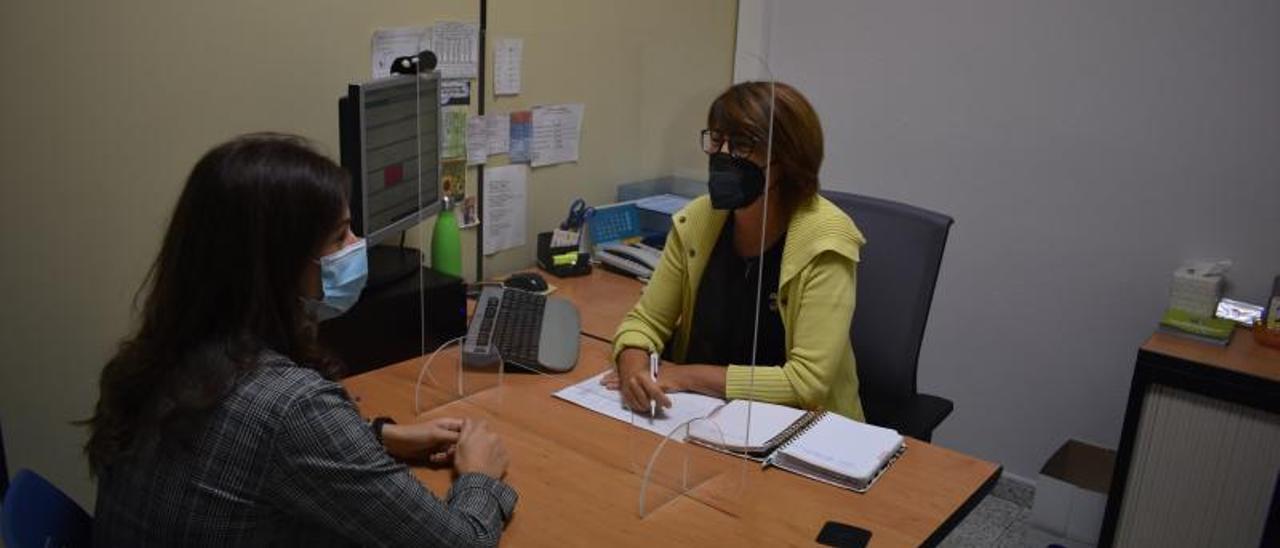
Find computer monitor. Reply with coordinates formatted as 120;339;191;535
339;73;441;287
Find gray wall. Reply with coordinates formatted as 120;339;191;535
748;0;1280;480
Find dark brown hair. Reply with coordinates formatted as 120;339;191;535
707;81;824;219
84;133;348;473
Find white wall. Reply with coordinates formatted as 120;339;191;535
740;0;1280;480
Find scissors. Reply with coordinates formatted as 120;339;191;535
561;198;595;230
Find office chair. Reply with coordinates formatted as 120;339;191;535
820;190;954;441
1;469;93;548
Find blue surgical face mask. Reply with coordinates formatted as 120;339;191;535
305;238;368;321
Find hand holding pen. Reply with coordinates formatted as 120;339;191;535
606;347;672;414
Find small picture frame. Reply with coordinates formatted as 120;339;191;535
458;195;480;228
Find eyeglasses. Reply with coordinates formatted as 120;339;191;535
700;129;759;160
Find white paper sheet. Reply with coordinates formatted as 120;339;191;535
432;21;479;80
371;27;429;78
466;115;488;165
485;114;510;155
494;38;523;95
530;103;584;167
552;372;727;441
481;165;527;255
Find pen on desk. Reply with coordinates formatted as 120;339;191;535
649;351;659;419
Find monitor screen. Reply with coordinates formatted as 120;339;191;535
340;73;441;245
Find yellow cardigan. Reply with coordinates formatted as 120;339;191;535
612;194;866;421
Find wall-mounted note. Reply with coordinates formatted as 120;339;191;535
466;115;488;165
494;38;523;96
531;103;583;167
441;106;468;160
486;114;510;155
482;165;528;255
431;21;479;79
371;27;429;78
508;110;533;164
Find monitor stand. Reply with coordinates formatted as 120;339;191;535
367;244;422;291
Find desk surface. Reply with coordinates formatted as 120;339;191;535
343;336;999;546
541;268;644;342
1143;328;1280;383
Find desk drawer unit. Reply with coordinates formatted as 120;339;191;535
1113;384;1279;546
1101;333;1280;547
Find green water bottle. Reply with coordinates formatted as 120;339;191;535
431;196;462;277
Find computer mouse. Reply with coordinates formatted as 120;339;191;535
504;272;548;293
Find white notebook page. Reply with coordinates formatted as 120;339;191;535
779;414;904;482
689;400;808;450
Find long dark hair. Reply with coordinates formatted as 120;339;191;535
85;133;348;474
708;81;824;219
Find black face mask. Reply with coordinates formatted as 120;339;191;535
707;152;766;210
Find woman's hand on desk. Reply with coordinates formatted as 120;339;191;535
603;352;728;402
382;417;463;464
454;419;510;480
610;348;672;413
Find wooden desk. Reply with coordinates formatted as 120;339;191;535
343;336;1000;546
540;268;644;342
1100;330;1280;547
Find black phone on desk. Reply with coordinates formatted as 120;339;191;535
816;521;871;547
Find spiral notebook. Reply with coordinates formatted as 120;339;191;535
688;400;905;492
686;400;820;458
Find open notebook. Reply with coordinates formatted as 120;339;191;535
688;400;906;493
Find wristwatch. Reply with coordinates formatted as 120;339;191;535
370;416;397;443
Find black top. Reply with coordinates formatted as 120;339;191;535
685;215;787;366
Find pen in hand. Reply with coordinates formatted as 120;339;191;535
649;351;659;420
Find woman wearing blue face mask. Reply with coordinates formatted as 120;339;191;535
86;133;516;547
605;82;867;422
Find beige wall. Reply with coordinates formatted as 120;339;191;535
431;0;737;279
0;0;734;508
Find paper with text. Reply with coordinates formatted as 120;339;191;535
531;104;584;167
371;27;429;78
485;114;510;155
494;38;523;95
432;21;479;79
466;115;488;165
482;165;527;255
553;372;727;441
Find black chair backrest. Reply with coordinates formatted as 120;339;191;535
819;190;953;401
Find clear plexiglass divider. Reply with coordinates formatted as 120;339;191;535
396;3;792;522
628;53;781;517
407;56;523;418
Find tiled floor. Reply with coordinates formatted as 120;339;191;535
938;483;1091;548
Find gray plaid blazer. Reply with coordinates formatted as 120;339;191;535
92;355;517;547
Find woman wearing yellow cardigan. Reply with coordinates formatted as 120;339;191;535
603;82;867;421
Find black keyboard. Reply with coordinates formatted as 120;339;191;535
490;289;546;368
463;285;579;373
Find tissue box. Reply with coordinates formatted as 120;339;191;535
1031;440;1115;545
1169;262;1226;318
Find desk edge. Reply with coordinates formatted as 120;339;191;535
920;463;1002;548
